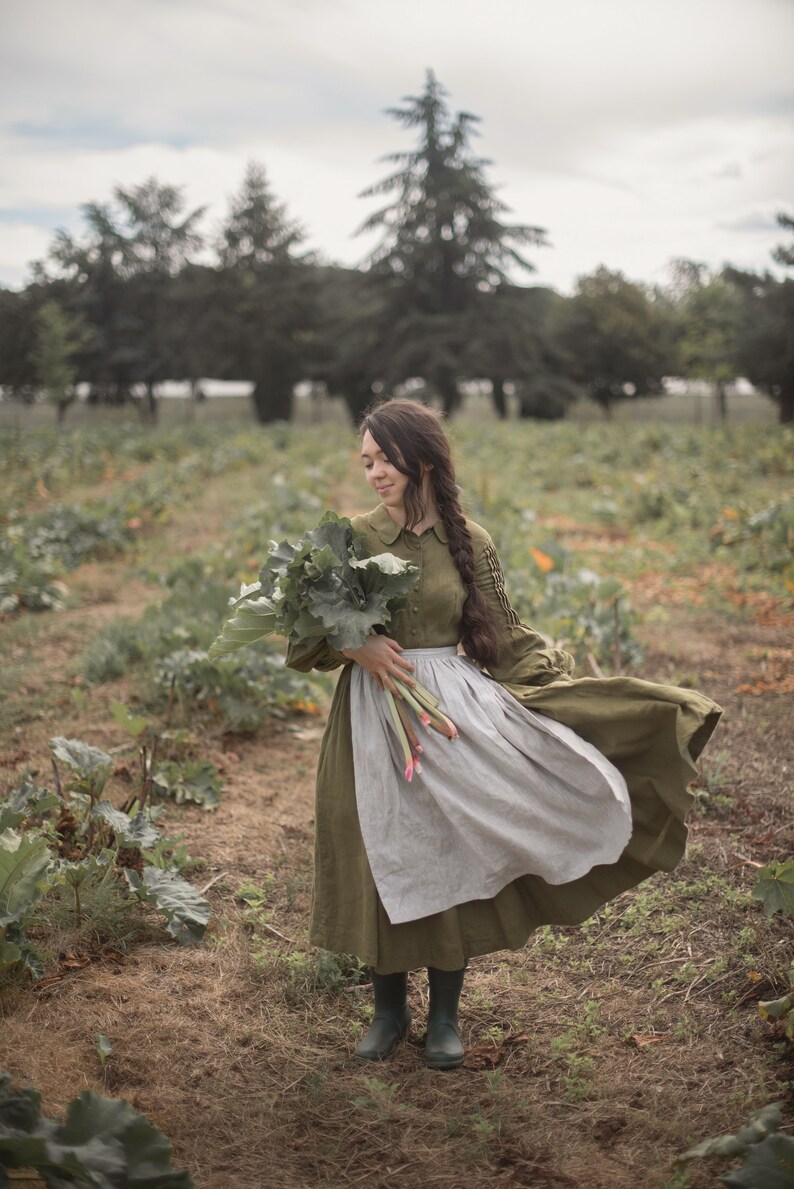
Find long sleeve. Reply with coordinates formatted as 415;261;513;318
474;531;576;687
285;636;351;674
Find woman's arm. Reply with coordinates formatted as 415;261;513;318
284;634;416;696
473;532;576;687
284;637;350;674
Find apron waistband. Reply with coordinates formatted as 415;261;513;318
400;646;459;658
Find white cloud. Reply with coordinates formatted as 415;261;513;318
0;223;53;287
0;0;792;292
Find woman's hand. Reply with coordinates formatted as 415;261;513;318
342;635;415;695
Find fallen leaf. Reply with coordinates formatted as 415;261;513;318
59;951;91;970
463;1045;503;1069
628;1033;667;1048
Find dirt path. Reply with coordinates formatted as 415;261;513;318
1;457;792;1188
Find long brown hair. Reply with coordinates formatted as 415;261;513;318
360;398;499;668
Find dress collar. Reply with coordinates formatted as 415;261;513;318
370;503;449;545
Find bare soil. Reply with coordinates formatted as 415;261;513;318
1;459;792;1189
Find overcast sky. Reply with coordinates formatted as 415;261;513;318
1;0;792;293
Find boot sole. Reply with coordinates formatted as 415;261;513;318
424;1052;464;1070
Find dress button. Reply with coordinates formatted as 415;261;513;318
411;628;418;636
412;605;419;613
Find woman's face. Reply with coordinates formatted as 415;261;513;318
360;428;410;513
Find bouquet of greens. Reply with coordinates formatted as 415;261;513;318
207;512;457;779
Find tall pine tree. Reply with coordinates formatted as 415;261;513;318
359;71;547;414
216;162;314;424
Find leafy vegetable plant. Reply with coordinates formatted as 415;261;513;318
208;511;459;779
0;735;215;977
674;1101;794;1187
752;859;794;1044
208;511;420;656
0;1072;194;1187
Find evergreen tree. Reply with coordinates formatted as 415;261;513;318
217;162;313;423
359;71;547;414
309;265;384;421
772;212;794;268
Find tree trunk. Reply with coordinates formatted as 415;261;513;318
252;379;293;423
593;387;613;419
435;370;461;416
779;385;794;424
56;389;77;426
490;378;508;419
145;381;158;424
714;380;728;422
343;382;374;422
187;378;202;423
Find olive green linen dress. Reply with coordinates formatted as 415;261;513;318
285;504;722;975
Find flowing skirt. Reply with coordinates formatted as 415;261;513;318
351;648;632;925
308;651;721;973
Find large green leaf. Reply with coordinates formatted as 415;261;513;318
49;737;113;803
49;737;113;778
752;861;794;918
0;937;22;974
125;867;210;944
0;779;60;833
61;1091;194;1187
151;761;222;811
758;970;794;1041
349;552;420;598
306;542;344;574
50;851;114;890
720;1134;794;1188
310;588;397;652
109;701;150;739
93;802;161;848
0;1074;194;1187
0;830;51;928
209;511;419;660
1;924;45;982
0;1074;42;1133
206;594;278;659
677;1103;782;1166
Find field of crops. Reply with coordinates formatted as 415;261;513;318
1;405;792;1187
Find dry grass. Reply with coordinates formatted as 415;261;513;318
1;453;792;1188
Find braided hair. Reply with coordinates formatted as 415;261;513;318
360;399;499;668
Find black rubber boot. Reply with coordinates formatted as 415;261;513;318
354;971;411;1061
425;966;465;1070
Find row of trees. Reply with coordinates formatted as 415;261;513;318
1;72;791;424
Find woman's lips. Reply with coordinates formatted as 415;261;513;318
377;485;393;494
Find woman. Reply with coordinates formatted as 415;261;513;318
286;399;721;1071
